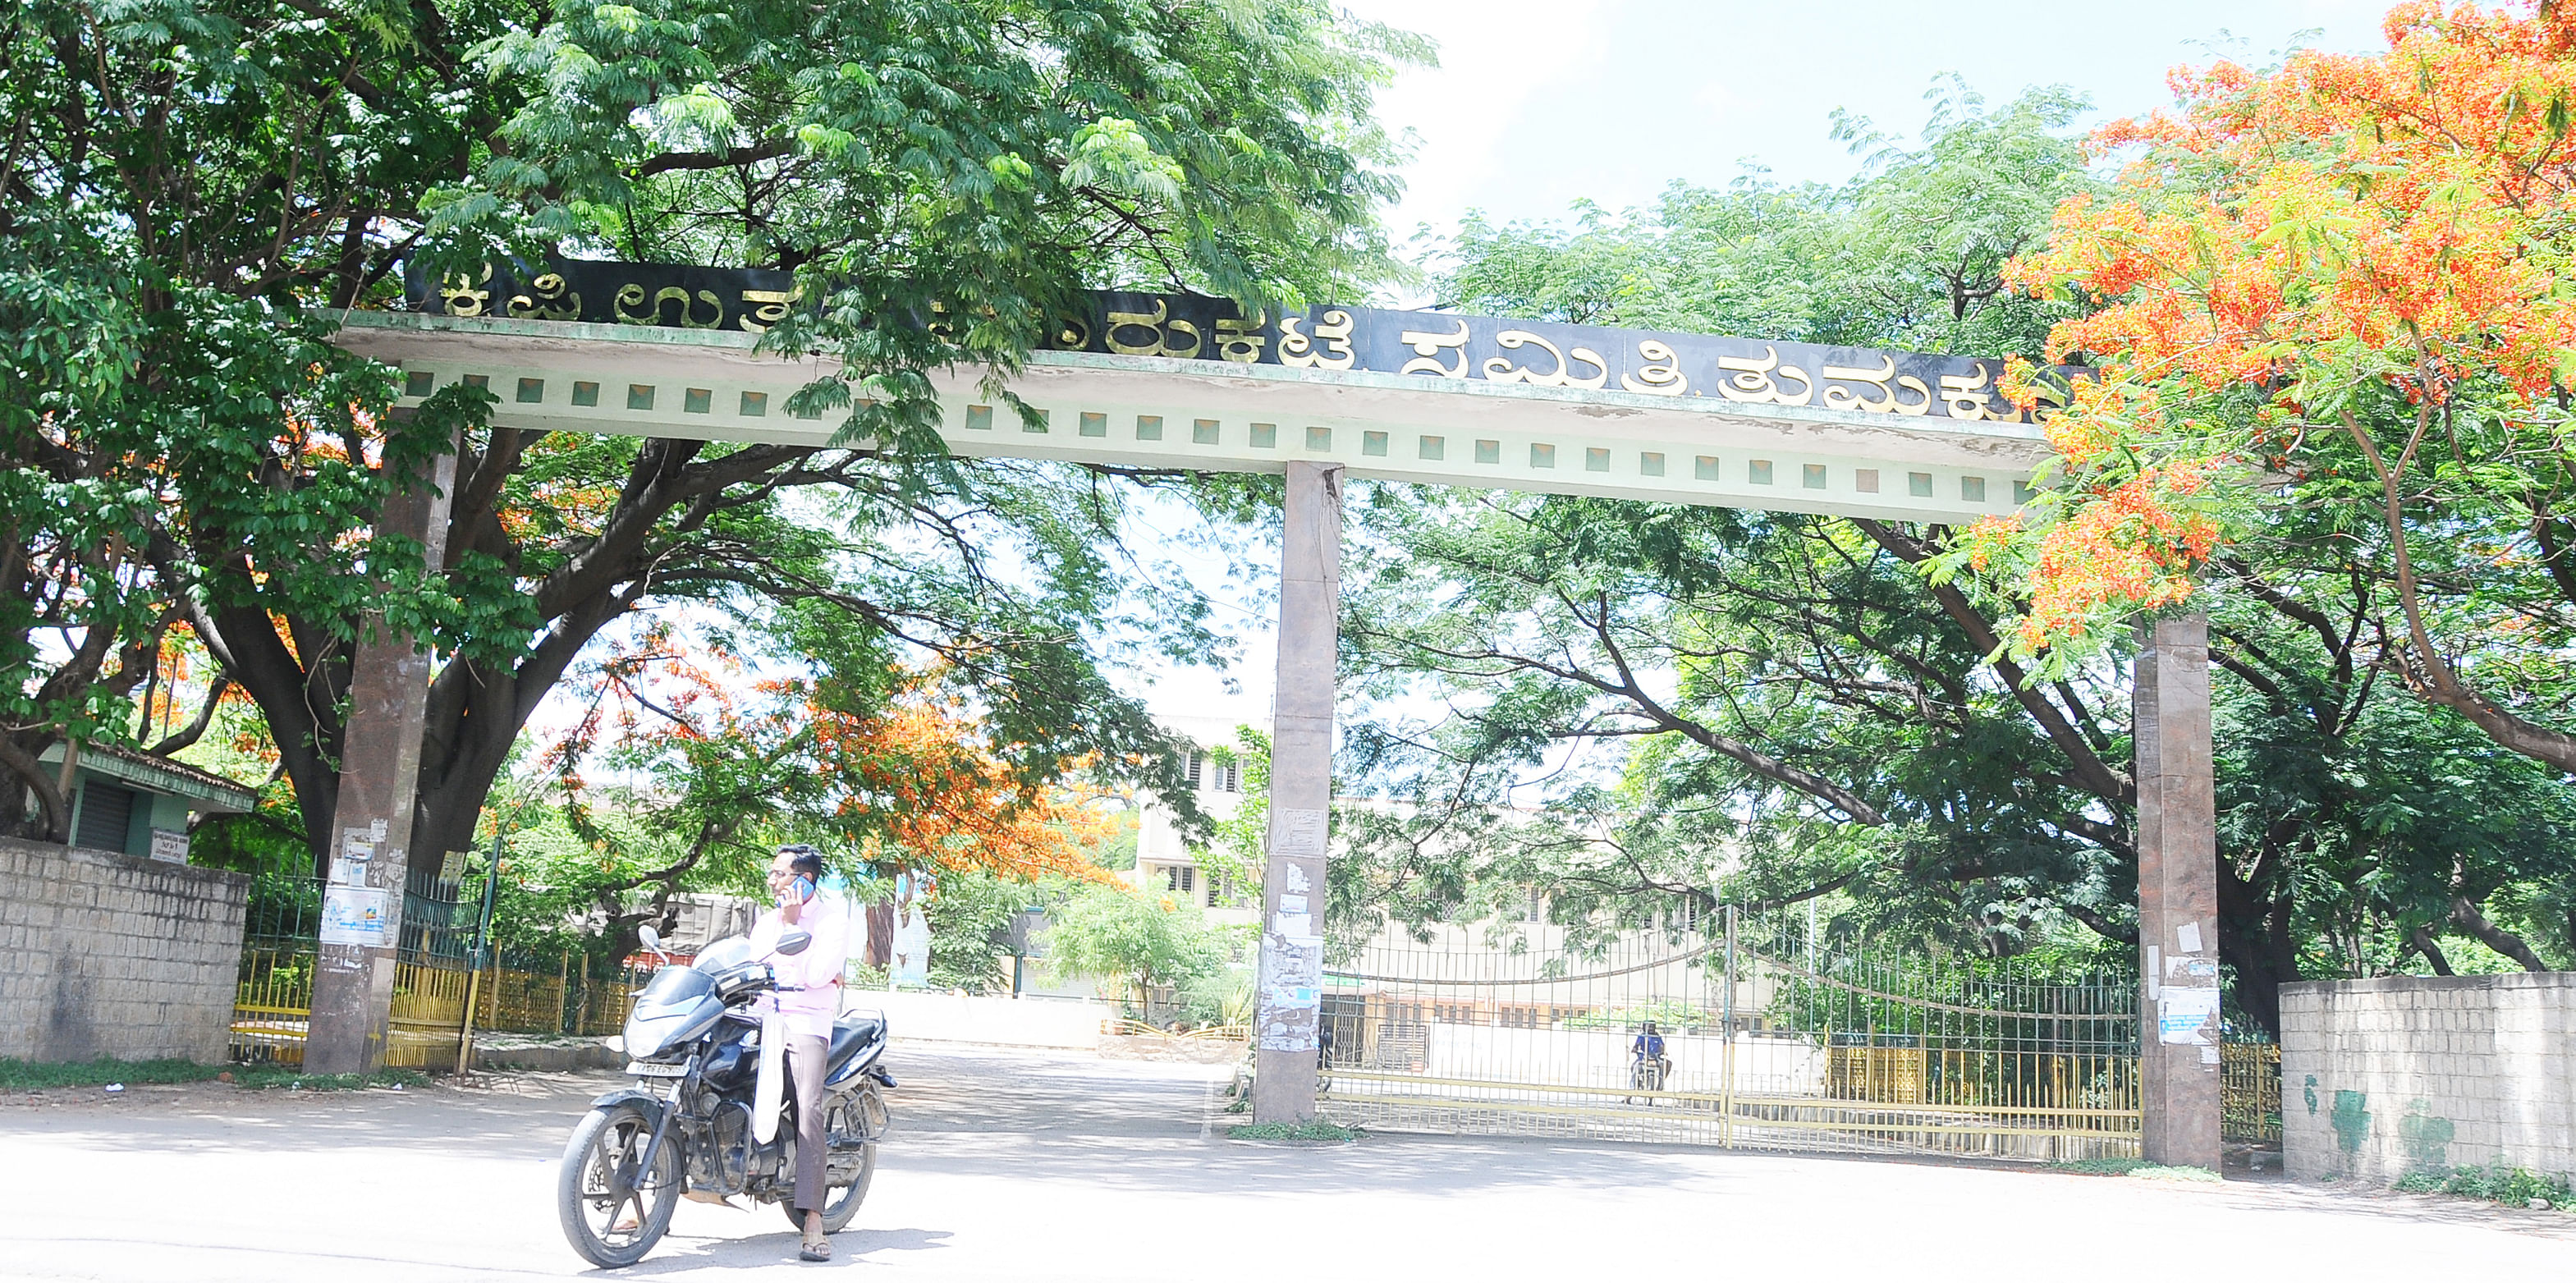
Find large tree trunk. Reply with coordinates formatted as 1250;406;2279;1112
2216;858;2301;1038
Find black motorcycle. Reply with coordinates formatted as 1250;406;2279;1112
557;924;894;1268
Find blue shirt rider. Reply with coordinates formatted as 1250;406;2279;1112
1631;1020;1669;1070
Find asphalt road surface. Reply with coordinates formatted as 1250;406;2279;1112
2;1043;2569;1281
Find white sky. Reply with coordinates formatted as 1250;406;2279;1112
1125;0;2395;722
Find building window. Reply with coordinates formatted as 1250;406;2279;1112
1523;888;1545;923
1214;760;1240;793
1185;750;1205;787
1206;876;1222;908
1166;865;1194;895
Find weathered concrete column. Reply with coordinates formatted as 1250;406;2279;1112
2134;614;2222;1169
1251;461;1342;1125
305;436;458;1075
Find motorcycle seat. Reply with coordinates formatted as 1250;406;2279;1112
826;1013;885;1077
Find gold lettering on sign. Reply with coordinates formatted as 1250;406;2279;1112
1618;340;1688;396
1398;318;1472;378
1105;300;1203;359
1820;355;1931;416
1277;310;1355;369
614;283;724;328
505;272;581;321
1714;346;1813;407
1216;310;1268;363
1483;330;1609;389
1055;318;1092;350
737;287;801;334
1939;366;2001;421
439;265;494;317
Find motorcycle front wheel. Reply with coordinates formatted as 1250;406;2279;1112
558;1101;681;1268
780;1085;883;1235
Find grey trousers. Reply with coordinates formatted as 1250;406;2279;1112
785;1033;830;1219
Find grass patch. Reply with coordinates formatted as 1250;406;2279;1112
0;1058;227;1089
2048;1157;2221;1182
1227;1119;1361;1143
2395;1163;2572;1209
231;1067;430;1092
0;1058;429;1093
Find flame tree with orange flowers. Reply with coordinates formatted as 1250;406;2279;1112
506;616;1121;972
1952;1;2576;970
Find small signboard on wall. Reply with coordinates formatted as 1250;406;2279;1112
149;827;189;864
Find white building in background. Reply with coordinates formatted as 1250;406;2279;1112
1129;713;1263;928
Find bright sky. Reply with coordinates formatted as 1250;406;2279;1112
1128;0;2400;726
1342;0;2390;250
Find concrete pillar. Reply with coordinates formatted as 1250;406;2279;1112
2134;614;2222;1169
305;437;457;1075
1251;461;1342;1125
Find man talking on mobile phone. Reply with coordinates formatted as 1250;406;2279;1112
754;843;850;1261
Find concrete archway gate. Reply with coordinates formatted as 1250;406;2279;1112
313;263;2222;1167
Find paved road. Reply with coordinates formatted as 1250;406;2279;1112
2;1044;2569;1281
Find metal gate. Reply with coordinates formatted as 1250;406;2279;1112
1317;906;2143;1161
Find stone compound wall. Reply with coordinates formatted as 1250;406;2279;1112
2280;973;2576;1184
0;835;249;1064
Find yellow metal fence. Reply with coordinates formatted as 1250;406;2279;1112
2222;1041;2282;1143
231;945;639;1071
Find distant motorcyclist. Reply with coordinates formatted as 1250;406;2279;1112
1629;1020;1671;1091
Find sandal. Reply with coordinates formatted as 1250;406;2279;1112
800;1236;832;1262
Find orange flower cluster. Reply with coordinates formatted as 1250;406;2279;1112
2019;471;2220;648
1991;1;2576;651
2016;2;2576;403
809;699;1115;885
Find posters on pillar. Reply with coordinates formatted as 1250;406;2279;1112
2157;985;2221;1044
1255;932;1323;1051
319;886;390;946
1274;809;1327;857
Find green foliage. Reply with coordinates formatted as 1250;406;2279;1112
0;1059;427;1092
1432;80;2095;359
1043;883;1229;1002
4;0;1422;879
1226;1119;1360;1143
1194;727;1272;894
2396;1163;2575;1207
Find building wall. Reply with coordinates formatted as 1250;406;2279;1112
0;835;250;1064
2280;973;2576;1184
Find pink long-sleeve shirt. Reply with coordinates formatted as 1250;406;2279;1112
749;886;849;1041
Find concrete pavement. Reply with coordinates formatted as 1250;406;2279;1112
1;1044;2567;1281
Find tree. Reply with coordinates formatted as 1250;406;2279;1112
1955;1;2576;972
1981;2;2576;759
1043;883;1227;1012
529;614;1121;964
6;0;1425;870
1339;69;2576;1029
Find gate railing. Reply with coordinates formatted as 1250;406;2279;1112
229;867;640;1071
1314;905;2146;1162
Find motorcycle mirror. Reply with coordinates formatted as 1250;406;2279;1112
638;925;662;951
774;929;813;956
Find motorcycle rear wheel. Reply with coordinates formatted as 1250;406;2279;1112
779;1087;882;1235
558;1102;681;1268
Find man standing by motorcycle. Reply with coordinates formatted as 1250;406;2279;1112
754;844;850;1262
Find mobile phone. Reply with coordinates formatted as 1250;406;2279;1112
789;874;817;903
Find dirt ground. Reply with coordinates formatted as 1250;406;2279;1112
2;1043;2567;1281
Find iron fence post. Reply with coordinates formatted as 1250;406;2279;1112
454;831;501;1075
1720;905;1737;1148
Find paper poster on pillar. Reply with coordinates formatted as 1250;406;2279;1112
1254;933;1324;1051
319;886;391;947
1275;807;1327;857
2157;985;2221;1045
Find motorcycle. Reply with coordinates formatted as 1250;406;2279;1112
557;924;894;1268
